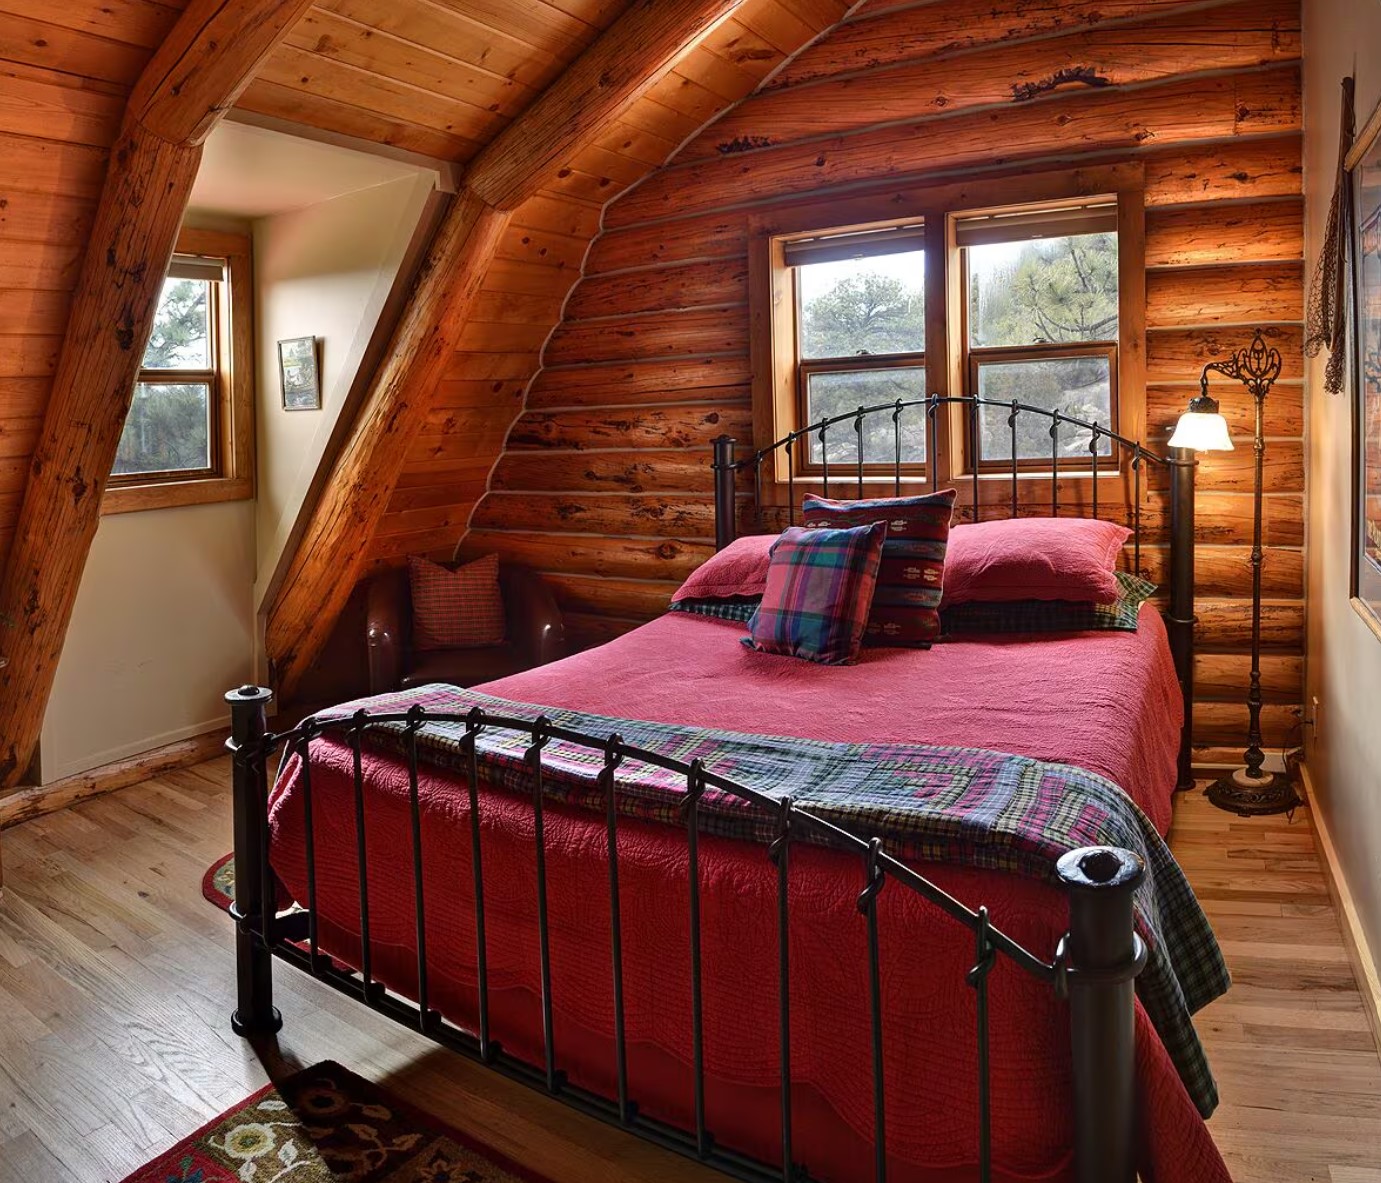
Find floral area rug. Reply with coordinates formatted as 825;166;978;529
203;852;234;912
122;1061;553;1183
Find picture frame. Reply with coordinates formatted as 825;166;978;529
278;336;321;411
1349;97;1381;639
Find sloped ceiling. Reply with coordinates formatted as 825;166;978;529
0;0;854;696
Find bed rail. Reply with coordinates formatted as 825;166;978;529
226;685;1148;1183
711;393;1198;790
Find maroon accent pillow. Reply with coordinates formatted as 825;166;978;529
408;553;506;651
942;517;1130;605
671;534;774;602
802;490;957;648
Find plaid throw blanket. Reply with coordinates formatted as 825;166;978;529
314;683;1228;1116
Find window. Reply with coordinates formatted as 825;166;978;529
960;205;1120;468
751;167;1144;504
105;227;254;514
791;225;927;468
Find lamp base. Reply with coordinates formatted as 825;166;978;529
1206;766;1301;817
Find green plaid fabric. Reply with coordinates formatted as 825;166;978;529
940;571;1158;637
668;596;760;624
315;682;1228;1117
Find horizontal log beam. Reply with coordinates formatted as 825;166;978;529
464;0;749;210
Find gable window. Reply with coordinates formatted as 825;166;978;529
104;227;255;515
751;167;1144;504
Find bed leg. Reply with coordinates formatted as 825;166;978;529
227;684;283;1037
1168;445;1197;790
1057;846;1147;1183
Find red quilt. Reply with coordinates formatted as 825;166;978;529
267;608;1229;1182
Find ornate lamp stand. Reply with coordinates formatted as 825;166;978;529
1201;332;1302;816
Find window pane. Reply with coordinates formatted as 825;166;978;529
115;383;211;475
805;367;926;464
968;232;1118;348
976;356;1113;460
142;278;211;369
798;250;924;359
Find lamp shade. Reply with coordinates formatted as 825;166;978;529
1168;410;1234;452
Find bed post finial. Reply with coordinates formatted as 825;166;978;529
1167;446;1197;790
1056;845;1146;1183
712;435;737;551
226;684;283;1037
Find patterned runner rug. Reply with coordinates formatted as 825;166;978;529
121;1060;553;1182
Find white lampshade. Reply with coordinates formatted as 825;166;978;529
1168;410;1234;452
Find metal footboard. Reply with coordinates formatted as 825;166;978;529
226;686;1148;1183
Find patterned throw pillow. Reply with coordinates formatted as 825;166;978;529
939;571;1157;637
408;553;506;650
803;490;957;648
744;522;887;665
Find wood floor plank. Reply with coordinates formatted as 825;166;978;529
0;766;1374;1182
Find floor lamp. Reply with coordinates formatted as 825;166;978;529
1169;330;1301;815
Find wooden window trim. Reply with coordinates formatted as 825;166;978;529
749;163;1146;514
103;226;255;515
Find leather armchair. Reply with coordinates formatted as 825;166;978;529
365;562;565;694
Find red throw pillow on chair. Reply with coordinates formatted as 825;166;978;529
408;553;506;650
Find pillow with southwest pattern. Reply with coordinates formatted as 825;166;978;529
802;489;957;649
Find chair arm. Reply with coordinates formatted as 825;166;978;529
365;570;408;694
502;565;566;667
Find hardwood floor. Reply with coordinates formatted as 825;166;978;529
0;759;1376;1182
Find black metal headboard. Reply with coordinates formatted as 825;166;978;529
710;393;1198;789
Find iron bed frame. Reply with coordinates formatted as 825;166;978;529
227;394;1200;1183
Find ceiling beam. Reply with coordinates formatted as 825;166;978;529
0;0;316;788
264;0;750;699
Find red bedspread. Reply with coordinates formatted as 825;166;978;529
268;609;1227;1182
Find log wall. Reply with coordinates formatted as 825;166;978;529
463;0;1307;763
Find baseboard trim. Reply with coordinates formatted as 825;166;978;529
0;728;229;831
1299;762;1381;1061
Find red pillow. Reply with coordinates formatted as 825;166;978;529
942;517;1129;605
671;534;774;602
408;553;506;650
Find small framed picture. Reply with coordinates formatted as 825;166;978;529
278;336;321;410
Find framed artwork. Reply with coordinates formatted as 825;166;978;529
1350;98;1381;638
278;336;321;411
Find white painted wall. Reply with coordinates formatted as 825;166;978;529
252;173;436;608
1303;0;1381;955
40;502;256;781
38;171;436;782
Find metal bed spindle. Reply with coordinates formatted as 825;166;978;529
404;704;433;1029
350;710;375;1000
968;907;997;1183
463;710;493;1060
684;760;710;1156
1008;402;1019;519
1050;412;1061;517
768;796;795;1181
297;723;320;966
527;718;559;1092
858;838;887;1183
855;406;865;500
602;735;632;1123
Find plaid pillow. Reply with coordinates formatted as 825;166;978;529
744;522;887;665
803;490;957;648
668;596;760;623
408;553;506;650
939;571;1157;638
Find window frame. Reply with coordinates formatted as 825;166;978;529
103;226;255;515
749;164;1146;514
